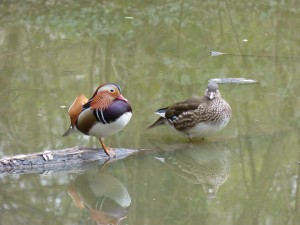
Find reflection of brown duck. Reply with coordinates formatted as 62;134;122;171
68;172;131;225
155;142;230;198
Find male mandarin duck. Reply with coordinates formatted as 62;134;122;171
148;81;232;140
63;83;132;157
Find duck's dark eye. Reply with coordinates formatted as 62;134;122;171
110;89;114;92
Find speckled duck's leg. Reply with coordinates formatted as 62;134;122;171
99;138;116;158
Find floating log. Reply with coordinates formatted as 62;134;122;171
209;77;258;84
0;146;139;175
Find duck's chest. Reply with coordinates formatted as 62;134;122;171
88;111;132;138
76;100;132;137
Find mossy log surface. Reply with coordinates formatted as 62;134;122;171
0;146;139;175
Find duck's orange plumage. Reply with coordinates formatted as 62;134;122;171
68;94;89;128
90;91;114;110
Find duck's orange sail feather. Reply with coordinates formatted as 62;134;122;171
68;94;89;128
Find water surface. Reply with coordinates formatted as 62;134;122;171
0;1;300;224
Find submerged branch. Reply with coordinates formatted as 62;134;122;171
0;146;139;175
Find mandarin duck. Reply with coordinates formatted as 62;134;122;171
148;81;232;139
63;83;132;157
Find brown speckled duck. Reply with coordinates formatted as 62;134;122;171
148;81;231;139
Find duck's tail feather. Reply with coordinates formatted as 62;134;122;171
62;126;75;137
147;117;166;129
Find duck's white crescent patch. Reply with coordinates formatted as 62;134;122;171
88;112;132;138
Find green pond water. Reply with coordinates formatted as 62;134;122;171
0;1;300;224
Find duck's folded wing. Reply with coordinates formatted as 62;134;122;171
165;97;206;130
165;97;202;121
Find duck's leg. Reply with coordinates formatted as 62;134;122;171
99;138;116;158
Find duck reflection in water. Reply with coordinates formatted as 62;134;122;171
155;142;230;199
68;171;131;225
